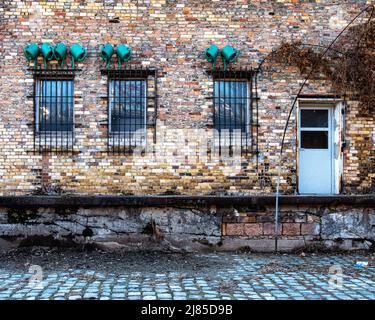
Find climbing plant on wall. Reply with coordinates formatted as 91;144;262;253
265;7;375;115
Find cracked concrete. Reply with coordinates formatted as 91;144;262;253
0;204;374;252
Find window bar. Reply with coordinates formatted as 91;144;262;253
245;67;248;156
49;77;52;152
112;77;115;154
69;79;72;154
255;71;259;170
64;79;68;153
130;67;133;154
45;82;52;151
134;69;138;151
54;79;57;152
137;67;141;152
250;70;253;156
119;73;122;153
62;79;64;153
40;65;44;153
224;72;228;156
42;80;49;151
125;65;131;154
113;77;116;154
217;74;221;156
134;71;137;153
39;79;43;152
138;65;142;151
240;70;244;157
229;74;233;154
153;69;158;144
125;68;128;154
33;74;36;153
69;80;73;154
243;68;247;156
142;69;146;152
139;76;142;151
111;76;114;154
127;71;130;154
129;68;131;154
212;73;216;160
121;74;124;154
138;77;141;151
134;72;137;153
59;80;62;152
111;77;114;153
139;67;142;152
62;78;64;153
38;80;46;151
217;75;220;156
38;77;41;152
111;77;114;154
47;78;49;151
67;79;70;154
241;71;244;149
121;76;124;154
107;74;109;154
213;77;216;156
249;69;253;157
118;77;121;154
110;77;112;153
45;79;49;151
118;78;121;154
124;69;127;154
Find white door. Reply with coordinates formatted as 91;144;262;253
298;107;333;194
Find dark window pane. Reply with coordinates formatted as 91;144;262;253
37;80;73;132
110;80;146;133
214;80;249;132
301;131;328;149
301;109;328;128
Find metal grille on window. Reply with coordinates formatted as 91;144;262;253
32;68;75;153
210;69;258;158
102;67;158;154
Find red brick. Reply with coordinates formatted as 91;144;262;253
244;223;263;237
263;223;276;235
222;215;256;223
238;216;257;223
282;223;301;236
301;223;320;236
225;223;244;236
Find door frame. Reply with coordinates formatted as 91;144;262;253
296;98;343;195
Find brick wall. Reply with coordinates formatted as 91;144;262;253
0;0;373;195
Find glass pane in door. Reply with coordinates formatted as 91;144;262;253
301;109;328;128
300;131;328;149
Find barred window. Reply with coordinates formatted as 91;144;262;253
109;79;147;134
34;77;74;152
213;77;252;152
103;67;158;154
107;77;149;153
35;79;74;132
214;80;250;133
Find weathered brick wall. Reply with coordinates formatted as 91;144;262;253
0;0;373;195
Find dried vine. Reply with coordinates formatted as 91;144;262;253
268;8;375;115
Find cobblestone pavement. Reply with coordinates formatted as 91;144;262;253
0;252;373;300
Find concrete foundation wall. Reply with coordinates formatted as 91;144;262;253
0;197;373;252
